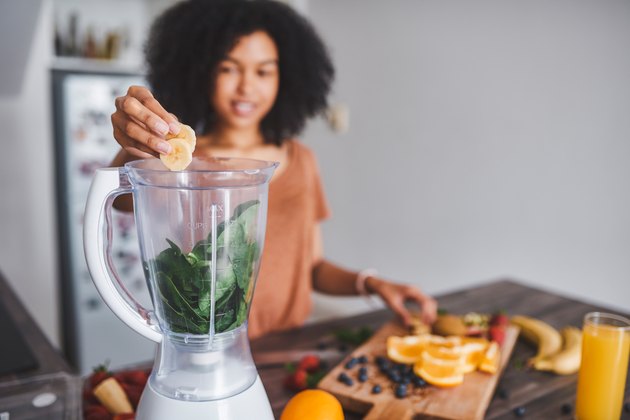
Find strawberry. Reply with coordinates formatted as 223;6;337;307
115;369;149;387
489;325;506;345
120;382;145;408
490;311;509;327
113;414;135;420
297;354;321;373
283;369;308;391
89;368;111;389
84;404;111;420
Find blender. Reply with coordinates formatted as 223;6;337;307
83;157;277;419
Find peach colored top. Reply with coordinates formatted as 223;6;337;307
248;140;330;339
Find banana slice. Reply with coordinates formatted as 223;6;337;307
160;138;193;171
166;124;196;149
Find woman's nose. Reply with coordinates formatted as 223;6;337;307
237;71;254;94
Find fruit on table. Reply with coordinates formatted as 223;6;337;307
511;315;563;364
533;326;582;375
413;345;465;387
160;138;193;171
92;377;133;415
386;335;432;364
280;389;344;420
478;341;500;374
432;314;468;336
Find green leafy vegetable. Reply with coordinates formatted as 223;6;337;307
333;326;373;346
146;200;261;335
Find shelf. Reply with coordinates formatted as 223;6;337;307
51;56;145;75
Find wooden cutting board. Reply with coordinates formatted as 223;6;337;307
318;321;519;420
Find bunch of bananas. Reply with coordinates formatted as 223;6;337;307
511;315;582;375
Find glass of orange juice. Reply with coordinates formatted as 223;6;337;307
575;312;630;420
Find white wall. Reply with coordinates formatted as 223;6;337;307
305;0;630;320
1;0;629;346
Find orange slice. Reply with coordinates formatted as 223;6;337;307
386;334;431;364
414;366;464;387
479;341;501;374
460;340;489;373
413;345;466;387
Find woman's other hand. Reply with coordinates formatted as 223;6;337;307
366;277;438;327
111;85;181;158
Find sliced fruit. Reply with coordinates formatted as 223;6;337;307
432;314;468;336
92;377;133;415
413;345;466;387
386;334;431;364
414;366;464;387
166;123;196;149
479;341;501;374
460;340;489;373
160;138;193;171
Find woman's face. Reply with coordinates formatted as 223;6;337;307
212;31;280;132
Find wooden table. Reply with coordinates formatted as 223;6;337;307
251;278;630;419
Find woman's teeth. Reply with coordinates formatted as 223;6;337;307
233;101;255;115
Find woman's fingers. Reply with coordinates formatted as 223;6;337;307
113;126;160;159
112;112;171;155
124;86;180;134
115;95;169;136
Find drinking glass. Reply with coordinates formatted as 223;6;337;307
575;312;630;420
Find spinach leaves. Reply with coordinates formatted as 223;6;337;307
147;200;260;335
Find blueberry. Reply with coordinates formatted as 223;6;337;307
561;403;572;415
497;388;509;400
372;384;382;394
337;372;349;383
344;358;358;369
375;356;387;366
400;376;411;385
412;376;427;388
388;372;401;383
513;406;526;417
343;377;354;386
358;367;368;376
358;373;368;382
358;355;368;364
395;384;407;399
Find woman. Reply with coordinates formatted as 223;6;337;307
110;0;437;339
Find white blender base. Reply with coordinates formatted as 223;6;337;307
136;375;274;420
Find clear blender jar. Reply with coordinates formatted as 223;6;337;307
83;157;277;419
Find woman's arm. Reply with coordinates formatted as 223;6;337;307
311;225;437;326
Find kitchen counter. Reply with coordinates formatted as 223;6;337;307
2;274;629;418
251;278;630;419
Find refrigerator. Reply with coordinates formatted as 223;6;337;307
52;68;155;374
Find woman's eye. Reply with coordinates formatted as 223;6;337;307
258;69;276;77
219;66;238;74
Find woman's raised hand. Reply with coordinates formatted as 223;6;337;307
111;85;181;158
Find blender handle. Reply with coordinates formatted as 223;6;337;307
83;167;162;343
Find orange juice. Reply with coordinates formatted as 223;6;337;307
575;313;630;420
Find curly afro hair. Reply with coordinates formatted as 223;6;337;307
145;0;335;145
